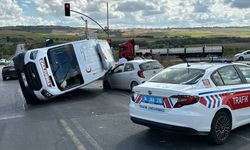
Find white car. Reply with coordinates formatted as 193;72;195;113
234;50;250;61
103;59;164;90
130;62;250;144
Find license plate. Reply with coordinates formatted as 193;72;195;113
141;95;163;105
9;68;15;71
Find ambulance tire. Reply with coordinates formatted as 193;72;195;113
208;111;232;145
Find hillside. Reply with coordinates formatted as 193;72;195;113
1;26;250;58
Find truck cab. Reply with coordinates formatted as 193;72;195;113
118;39;135;60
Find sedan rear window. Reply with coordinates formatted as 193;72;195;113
149;68;205;85
139;61;163;71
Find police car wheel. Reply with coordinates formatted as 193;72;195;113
130;81;138;91
209;111;232;145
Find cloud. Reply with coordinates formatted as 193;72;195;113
1;0;250;28
116;1;154;12
193;1;210;13
224;0;250;9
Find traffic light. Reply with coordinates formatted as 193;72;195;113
65;3;70;16
107;39;111;47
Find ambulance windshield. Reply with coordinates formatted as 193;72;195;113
48;44;84;91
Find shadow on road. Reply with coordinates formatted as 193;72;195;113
116;126;250;150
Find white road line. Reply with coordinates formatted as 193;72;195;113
59;119;87;150
232;133;250;142
0;114;24;121
71;118;104;150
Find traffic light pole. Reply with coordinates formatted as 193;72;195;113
81;17;88;39
70;10;108;35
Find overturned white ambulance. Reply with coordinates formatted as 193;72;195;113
14;39;114;104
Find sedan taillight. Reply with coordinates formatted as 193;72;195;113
171;95;199;108
137;70;145;78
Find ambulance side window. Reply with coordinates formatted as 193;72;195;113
217;66;242;85
211;71;224;86
237;65;250;83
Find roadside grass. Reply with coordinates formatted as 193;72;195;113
1;26;250;58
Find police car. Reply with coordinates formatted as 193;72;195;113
130;62;250;144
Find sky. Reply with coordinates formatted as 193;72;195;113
1;0;250;28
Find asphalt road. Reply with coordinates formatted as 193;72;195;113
1;65;250;150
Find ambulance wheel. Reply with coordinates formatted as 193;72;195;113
3;76;7;81
208;111;232;145
103;80;111;90
130;81;138;91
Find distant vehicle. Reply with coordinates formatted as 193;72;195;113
118;39;223;59
14;39;115;104
119;39;135;60
234;50;250;61
137;46;224;57
2;61;17;80
103;59;164;90
130;62;250;144
0;59;7;65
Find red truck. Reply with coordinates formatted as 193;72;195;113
118;39;135;60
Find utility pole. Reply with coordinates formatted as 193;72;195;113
81;16;88;39
107;2;109;38
85;19;88;39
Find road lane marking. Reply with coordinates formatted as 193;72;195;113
71;118;104;150
59;119;87;150
0;114;24;121
232;133;250;142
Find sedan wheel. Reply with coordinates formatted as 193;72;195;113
238;57;244;61
208;111;232;145
130;81;139;91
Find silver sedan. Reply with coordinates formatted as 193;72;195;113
103;59;164;90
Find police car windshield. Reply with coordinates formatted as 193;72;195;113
48;44;84;91
149;68;205;85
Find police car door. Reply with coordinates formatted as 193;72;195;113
234;65;250;122
212;65;249;123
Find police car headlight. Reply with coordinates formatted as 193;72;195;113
30;50;38;60
171;95;199;108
